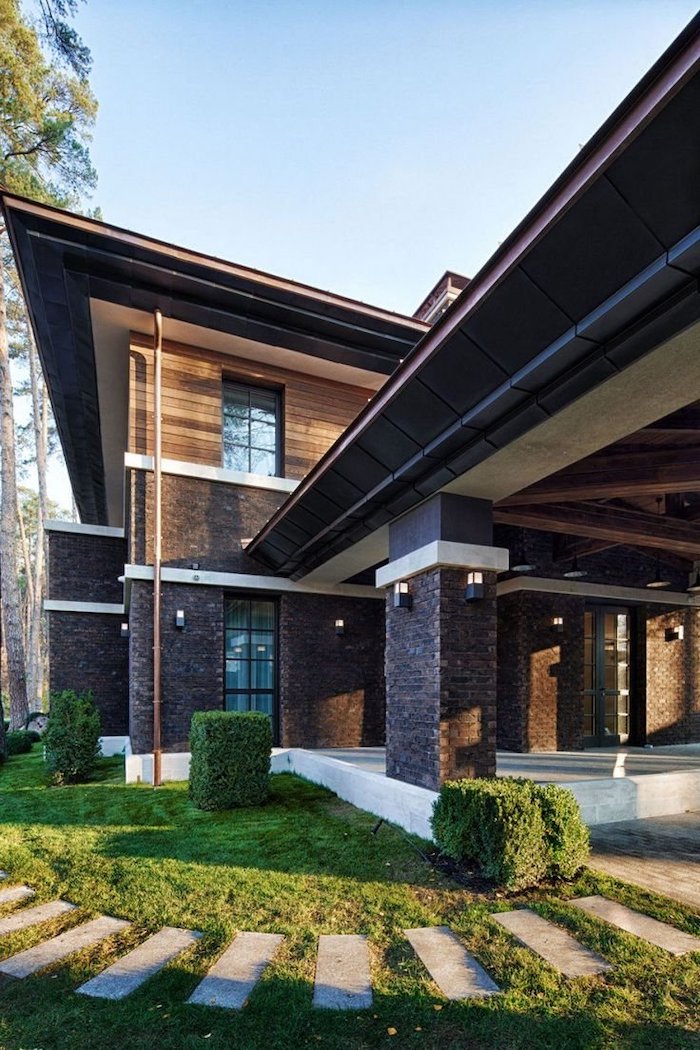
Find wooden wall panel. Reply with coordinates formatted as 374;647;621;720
128;334;375;478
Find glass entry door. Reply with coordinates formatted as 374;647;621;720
583;606;631;747
224;596;277;737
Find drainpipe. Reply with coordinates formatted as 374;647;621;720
153;309;163;787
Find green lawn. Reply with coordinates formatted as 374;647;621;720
0;749;699;1050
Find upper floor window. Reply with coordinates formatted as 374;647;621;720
223;381;280;476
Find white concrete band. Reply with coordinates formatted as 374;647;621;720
44;600;125;615
375;539;509;589
497;575;700;607
45;520;125;539
124;452;299;494
123;563;382;600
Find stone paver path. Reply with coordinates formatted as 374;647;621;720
590;812;700;910
494;909;612;977
188;932;284;1010
313;934;373;1010
0;899;75;937
404;926;500;999
78;927;202;999
0;886;35;906
0;916;130;979
570;896;700;955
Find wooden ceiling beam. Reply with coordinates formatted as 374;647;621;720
494;501;700;558
552;535;618;562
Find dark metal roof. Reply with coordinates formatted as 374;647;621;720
250;15;700;577
1;197;426;524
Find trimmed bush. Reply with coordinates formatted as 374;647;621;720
189;711;272;810
432;776;589;890
6;731;33;756
44;690;101;784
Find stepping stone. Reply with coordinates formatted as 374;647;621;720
493;909;612;977
313;934;372;1010
0;899;76;937
77;926;202;999
570;896;700;957
0;915;131;979
404;926;500;999
187;932;284;1010
0;886;35;906
0;872;7;880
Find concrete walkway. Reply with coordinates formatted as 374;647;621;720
590;811;700;911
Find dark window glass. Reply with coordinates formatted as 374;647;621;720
223;382;280;476
224;596;276;737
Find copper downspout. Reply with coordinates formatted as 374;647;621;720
153;308;163;787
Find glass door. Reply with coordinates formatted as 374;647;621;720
583;606;631;747
224;596;277;738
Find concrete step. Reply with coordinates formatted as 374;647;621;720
570;896;700;956
187;932;284;1010
0;915;131;979
313;934;372;1010
77;927;202;1000
0;899;76;937
493;909;613;977
404;926;500;999
0;886;35;907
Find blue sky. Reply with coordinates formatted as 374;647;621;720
46;0;699;508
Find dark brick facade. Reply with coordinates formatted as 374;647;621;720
128;580;224;753
128;470;285;573
279;593;385;748
47;530;126;603
645;605;700;744
385;567;497;791
48;611;129;735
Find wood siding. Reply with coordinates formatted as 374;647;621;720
128;334;376;479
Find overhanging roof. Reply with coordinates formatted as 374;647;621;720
1;196;427;525
249;15;700;579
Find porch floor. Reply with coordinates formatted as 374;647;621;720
311;745;700;783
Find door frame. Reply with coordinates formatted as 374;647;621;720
583;604;633;748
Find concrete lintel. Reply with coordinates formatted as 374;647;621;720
376;540;509;589
497;575;700;607
123;563;383;600
124;452;299;494
44;600;125;615
45;520;125;539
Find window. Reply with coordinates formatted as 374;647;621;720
222;381;280;476
224;596;277;736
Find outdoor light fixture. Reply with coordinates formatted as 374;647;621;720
563;556;587;579
335;618;345;636
688;570;700;593
511;528;535;573
552;616;564;633
190;561;200;571
175;609;186;629
393;580;412;609
647;499;670;589
120;622;129;639
665;625;684;642
464;571;484;602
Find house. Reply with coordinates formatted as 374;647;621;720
3;15;700;790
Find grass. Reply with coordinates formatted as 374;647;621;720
0;749;699;1050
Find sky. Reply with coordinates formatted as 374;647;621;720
44;0;699;511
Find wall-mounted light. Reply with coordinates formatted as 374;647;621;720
665;625;684;642
120;622;130;639
464;571;484;602
175;609;186;630
190;561;200;571
335;618;345;636
552;616;564;633
393;580;412;609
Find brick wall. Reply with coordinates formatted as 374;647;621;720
497;592;584;752
279;594;385;748
47;531;126;602
128;581;224;753
385;567;497;791
48;611;128;735
645;605;700;744
128;469;285;572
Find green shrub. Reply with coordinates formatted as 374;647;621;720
44;690;101;784
432;776;589;890
6;730;33;756
538;783;590;879
189;711;271;810
25;730;42;744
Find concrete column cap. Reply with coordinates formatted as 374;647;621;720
376;540;509;589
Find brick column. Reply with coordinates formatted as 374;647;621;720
385;565;497;790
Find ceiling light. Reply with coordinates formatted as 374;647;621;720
563;556;587;579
